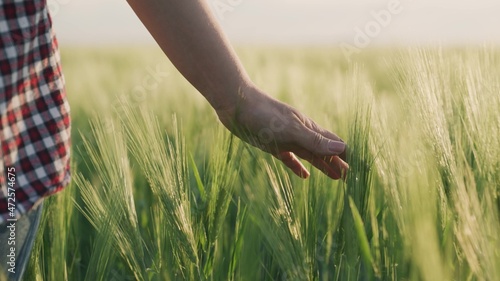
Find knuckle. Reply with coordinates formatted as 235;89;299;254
312;133;323;147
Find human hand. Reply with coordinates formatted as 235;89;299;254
127;0;348;179
216;84;348;180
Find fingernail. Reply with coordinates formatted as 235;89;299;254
328;141;345;154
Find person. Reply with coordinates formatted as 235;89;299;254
0;0;348;279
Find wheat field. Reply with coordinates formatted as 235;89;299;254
15;46;500;281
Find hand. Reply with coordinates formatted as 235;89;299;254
216;84;348;180
126;0;348;178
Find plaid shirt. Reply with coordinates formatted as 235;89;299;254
0;0;71;223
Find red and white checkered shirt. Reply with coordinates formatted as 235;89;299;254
0;0;71;223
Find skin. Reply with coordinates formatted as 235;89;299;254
126;0;348;180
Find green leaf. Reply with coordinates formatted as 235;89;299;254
189;153;206;201
348;196;374;269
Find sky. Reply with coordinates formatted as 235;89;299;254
48;0;500;46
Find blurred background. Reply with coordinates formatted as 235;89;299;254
49;0;500;47
18;1;500;281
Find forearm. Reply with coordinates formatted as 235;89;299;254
128;0;348;180
127;0;253;111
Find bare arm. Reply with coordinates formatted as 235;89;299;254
126;0;248;112
127;0;348;179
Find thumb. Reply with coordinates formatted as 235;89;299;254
298;128;346;155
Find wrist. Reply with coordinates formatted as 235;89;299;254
209;77;251;107
214;81;262;125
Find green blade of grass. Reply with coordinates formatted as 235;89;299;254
348;196;375;273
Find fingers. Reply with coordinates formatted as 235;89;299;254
338;147;348;163
313;126;348;162
296;127;346;157
269;120;349;180
292;148;349;180
327;155;349;180
312;124;343;142
274;150;348;180
275;151;310;179
320;156;348;180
